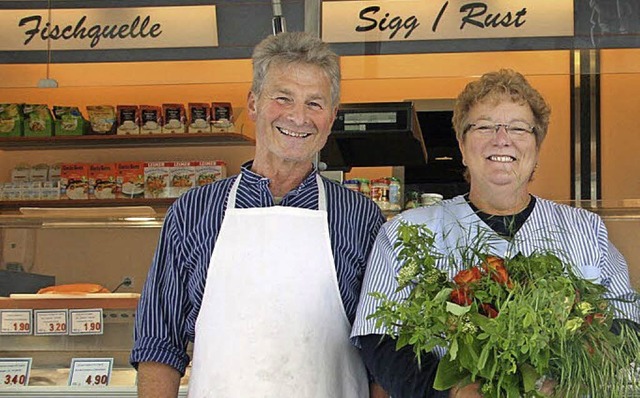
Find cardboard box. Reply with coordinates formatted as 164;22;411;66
89;163;117;199
0;103;23;137
195;160;227;187
169;161;196;197
53;106;86;136
116;105;140;135
144;161;171;198
188;103;211;133
60;163;89;200
117;162;145;199
140;105;162;134
23;104;53;137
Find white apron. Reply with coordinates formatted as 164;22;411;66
188;174;369;398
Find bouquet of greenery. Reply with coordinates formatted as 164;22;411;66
369;222;640;398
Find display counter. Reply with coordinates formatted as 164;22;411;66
0;200;639;396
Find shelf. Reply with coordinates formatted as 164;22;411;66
0;132;255;150
0;200;171;228
0;198;174;211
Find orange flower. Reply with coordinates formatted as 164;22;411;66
451;287;473;306
585;313;606;325
482;256;513;288
480;303;499;318
453;267;483;286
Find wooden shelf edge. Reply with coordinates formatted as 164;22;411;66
0;297;139;310
0;198;175;212
0;132;255;150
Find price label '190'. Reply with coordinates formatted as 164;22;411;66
69;309;103;336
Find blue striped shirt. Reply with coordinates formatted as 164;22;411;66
352;195;640;347
130;162;385;374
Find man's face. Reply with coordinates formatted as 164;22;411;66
248;62;337;167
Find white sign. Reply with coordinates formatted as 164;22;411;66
0;310;32;335
68;358;113;387
69;309;103;336
34;309;68;336
0;6;218;51
0;358;31;387
322;0;574;43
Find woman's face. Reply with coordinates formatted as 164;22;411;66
459;98;539;193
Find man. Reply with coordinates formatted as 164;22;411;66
130;31;387;397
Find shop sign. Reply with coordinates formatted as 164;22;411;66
322;0;573;43
0;6;218;51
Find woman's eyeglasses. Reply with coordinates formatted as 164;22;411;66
464;122;535;137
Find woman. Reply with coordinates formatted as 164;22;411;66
351;69;640;397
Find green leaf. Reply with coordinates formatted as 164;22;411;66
434;356;468;390
446;302;472;316
520;363;540;393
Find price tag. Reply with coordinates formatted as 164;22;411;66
34;309;68;336
69;309;103;336
0;310;32;335
0;358;32;387
68;358;112;387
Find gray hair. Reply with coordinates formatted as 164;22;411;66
251;32;341;107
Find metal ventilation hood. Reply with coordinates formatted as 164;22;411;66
320;102;428;171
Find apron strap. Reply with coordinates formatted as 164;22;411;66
226;172;327;211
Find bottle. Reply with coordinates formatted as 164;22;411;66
388;177;402;211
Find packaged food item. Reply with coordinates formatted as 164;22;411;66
42;181;61;200
116;105;140;135
89;163;117;199
60;163;89;200
49;163;62;183
2;183;20;201
211;102;234;132
23;104;53;137
23;181;42;200
169;161;196;197
188;103;211;133
11;164;31;183
195;160;227;186
140;105;162;134
371;178;390;210
30;164;49;182
117;161;145;198
0;103;23;137
162;104;186;134
144;161;171;198
86;105;116;135
53;106;86;136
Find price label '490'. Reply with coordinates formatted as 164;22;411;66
69;309;103;335
68;358;112;387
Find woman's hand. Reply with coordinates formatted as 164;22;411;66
449;382;483;398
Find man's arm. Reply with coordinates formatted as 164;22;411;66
137;362;181;398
